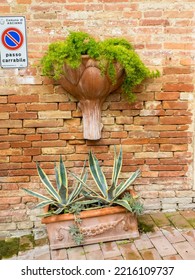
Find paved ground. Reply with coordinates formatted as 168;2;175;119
10;210;195;260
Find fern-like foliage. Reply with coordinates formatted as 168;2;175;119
41;31;160;101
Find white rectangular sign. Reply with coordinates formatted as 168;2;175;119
0;16;28;68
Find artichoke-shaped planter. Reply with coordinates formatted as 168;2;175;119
59;55;124;140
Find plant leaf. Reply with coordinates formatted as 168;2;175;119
67;184;83;204
111;145;122;188
114;169;141;198
114;199;133;212
36;162;61;202
53;207;64;215
22;187;51;201
59;155;68;200
34;200;54;209
69;171;100;197
88;150;108;198
54;163;61;191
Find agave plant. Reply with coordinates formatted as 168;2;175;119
70;146;142;213
22;156;87;216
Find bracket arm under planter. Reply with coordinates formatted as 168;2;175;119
59;56;124;140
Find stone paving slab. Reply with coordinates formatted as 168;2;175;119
140;248;162;260
181;230;195;249
150;235;177;257
165;212;193;229
161;226;186;244
173;241;195;260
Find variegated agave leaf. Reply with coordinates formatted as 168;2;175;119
114;169;141;199
88;150;108;198
111;146;123;189
36;162;61;202
23;157;89;216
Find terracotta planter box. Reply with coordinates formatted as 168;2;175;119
42;206;139;250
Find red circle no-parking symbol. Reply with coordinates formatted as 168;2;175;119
1;27;24;50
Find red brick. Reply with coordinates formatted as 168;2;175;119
59;103;77;111
155;92;180;100
160;116;191;125
163;101;188;110
143;144;159;152
163;67;192;75
10;128;35;135
11;141;32;148
59;133;83;140
8;95;39;103
0;129;8;135
10;156;32;163
159;171;186;177
164;43;193;50
24;120;63;127
10;112;37;119
0;176;29;183
110;131;127;138
26;134;42;141
0;96;7;103
76;146;109;154
9;169;37;176
150;165;183;171
160;144;188;152
26;103;58;111
140;19;169;26
0;120;22;128
32;140;66;147
42;134;58;140
23;148;41;156
109;102;143;110
0;135;24;142
134;117;158;125
0;143;10;149
0;197;21;204
116;116;133;124
163;83;194;92
159;131;190;138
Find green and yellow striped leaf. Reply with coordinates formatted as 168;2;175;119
88;150;108;198
36;162;61;202
114;169;141;198
111;145;122;188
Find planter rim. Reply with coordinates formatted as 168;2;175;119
42;205;130;225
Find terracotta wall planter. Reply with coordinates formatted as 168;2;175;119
59;55;124;140
42;206;139;250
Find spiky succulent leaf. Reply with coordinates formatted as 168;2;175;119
69;171;100;197
114;169;141;198
59;155;68;200
34;200;54;209
54;163;61;191
114;199;133;212
22;187;51;201
36;163;61;202
88;150;108;198
53;207;64;215
111;146;122;189
67;184;83;204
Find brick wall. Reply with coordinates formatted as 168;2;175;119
0;0;195;237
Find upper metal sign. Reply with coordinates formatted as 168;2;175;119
0;16;28;68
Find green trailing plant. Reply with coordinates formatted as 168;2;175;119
70;146;143;215
41;31;160;101
22;156;87;217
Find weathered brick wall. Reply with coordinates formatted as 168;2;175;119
0;0;195;237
